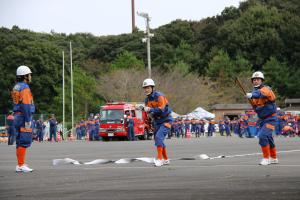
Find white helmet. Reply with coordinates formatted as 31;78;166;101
142;78;155;88
16;65;32;76
251;71;264;80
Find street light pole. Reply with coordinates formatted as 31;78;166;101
137;12;154;78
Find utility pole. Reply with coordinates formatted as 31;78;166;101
70;42;74;135
137;12;154;78
131;0;135;33
62;51;65;136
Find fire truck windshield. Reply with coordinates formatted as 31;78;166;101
101;109;124;123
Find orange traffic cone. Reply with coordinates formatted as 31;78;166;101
186;130;191;138
57;132;61;141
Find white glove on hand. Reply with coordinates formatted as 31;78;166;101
25;122;31;129
246;93;252;99
144;106;151;112
137;105;144;110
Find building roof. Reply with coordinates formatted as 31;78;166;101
211;104;252;110
285;99;300;104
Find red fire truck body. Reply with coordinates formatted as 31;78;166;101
99;102;151;140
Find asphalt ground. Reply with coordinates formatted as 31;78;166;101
0;136;300;200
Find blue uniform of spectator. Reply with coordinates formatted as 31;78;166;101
94;117;100;141
87;115;95;141
200;120;205;136
76;124;81;140
234;120;241;137
35;119;43;142
224;119;231;136
208;120;215;137
80;119;86;139
6;113;16;145
49;115;57;142
126;115;135;141
191;119;197;135
195;120;201;137
174;120;180;138
219;121;225;136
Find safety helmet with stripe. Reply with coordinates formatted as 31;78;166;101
142;78;155;88
251;71;264;80
16;65;32;76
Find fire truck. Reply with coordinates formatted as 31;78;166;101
99;102;152;141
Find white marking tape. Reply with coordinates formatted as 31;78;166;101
52;149;300;166
53;157;155;166
199;149;300;160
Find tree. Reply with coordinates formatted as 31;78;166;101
97;68;218;114
172;40;195;66
207;50;234;83
53;67;102;123
262;57;300;98
110;51;144;70
218;4;284;69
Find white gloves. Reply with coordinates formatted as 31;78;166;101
144;106;151;112
136;105;151;112
246;93;252;99
137;105;144;110
25;122;31;129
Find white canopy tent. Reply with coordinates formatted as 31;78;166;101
171;111;180;119
186;107;215;119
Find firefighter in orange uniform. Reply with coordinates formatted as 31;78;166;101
141;79;173;167
246;71;278;165
11;65;35;172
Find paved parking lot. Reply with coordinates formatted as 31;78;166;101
1;136;300;200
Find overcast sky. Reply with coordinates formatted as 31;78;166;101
0;0;242;36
